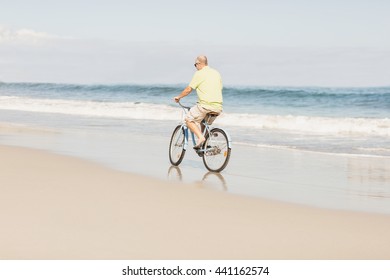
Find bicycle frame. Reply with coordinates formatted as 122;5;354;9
177;101;232;153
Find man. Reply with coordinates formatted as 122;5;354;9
174;55;223;149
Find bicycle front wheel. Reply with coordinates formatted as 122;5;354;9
169;125;186;166
202;128;231;172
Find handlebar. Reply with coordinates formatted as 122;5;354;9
177;100;191;111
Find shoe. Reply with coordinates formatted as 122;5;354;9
193;140;205;150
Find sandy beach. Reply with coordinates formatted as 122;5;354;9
1;144;390;260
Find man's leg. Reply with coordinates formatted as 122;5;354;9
185;105;208;147
186;120;205;147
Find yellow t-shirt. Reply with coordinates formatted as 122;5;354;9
189;66;223;111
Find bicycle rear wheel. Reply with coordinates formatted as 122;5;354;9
202;128;231;172
169;125;186;166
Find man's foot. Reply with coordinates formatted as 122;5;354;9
193;137;205;150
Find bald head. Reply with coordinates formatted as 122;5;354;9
196;55;208;65
194;55;208;70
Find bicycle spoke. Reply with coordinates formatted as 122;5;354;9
169;125;186;166
202;128;231;172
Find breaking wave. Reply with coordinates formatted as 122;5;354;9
1;95;389;137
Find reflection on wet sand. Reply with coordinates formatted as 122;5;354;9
201;171;228;191
347;157;390;183
167;166;228;191
167;166;183;181
347;157;390;199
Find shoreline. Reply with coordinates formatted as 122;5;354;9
1;144;390;259
1;120;390;215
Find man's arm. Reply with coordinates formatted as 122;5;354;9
174;86;192;102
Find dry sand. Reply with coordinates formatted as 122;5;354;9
1;145;390;259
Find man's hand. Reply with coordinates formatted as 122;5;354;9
174;96;181;103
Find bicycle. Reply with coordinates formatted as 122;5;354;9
168;101;232;172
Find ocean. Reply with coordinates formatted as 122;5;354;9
1;82;389;157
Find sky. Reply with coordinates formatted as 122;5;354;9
0;0;389;86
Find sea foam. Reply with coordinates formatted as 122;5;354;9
1;96;389;137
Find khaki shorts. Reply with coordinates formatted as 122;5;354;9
185;104;221;125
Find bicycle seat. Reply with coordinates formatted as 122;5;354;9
204;112;220;125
